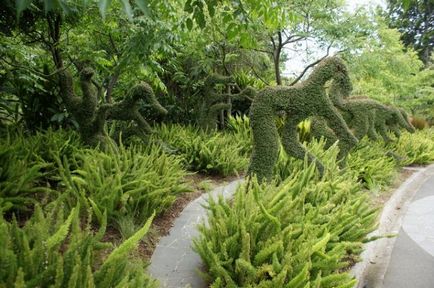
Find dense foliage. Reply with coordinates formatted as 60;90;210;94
195;120;434;287
1;0;433;287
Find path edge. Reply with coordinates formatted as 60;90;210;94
352;164;434;288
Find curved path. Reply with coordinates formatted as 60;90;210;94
149;165;434;288
353;164;434;288
149;178;244;288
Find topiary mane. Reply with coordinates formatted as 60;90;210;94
248;57;358;182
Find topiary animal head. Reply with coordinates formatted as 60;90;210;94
389;106;415;133
79;67;94;81
398;108;416;133
130;82;168;115
308;57;352;94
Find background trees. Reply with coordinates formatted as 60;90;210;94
1;0;433;130
387;0;434;66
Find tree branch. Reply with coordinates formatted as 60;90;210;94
289;43;333;86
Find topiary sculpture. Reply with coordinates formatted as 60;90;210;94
107;82;168;142
310;117;339;149
58;67;166;147
248;57;358;182
385;108;415;138
315;80;415;145
197;74;255;130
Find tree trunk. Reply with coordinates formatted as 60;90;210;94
273;46;282;85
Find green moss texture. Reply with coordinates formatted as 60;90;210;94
248;57;358;182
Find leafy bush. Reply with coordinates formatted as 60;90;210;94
56;142;190;225
0;141;52;213
0;203;157;288
391;129;434;165
347;139;397;190
155;124;248;176
194;164;378;287
227;115;252;156
0;129;81;213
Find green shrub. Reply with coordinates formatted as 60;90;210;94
0;203;157;288
56;142;190;225
227;115;252;157
391;129;434;165
0;129;80;213
273;139;340;184
155;124;248;176
0;142;52;213
194;163;378;287
347;139;397;190
0;130;66;213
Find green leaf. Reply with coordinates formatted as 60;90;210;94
98;0;112;20
207;1;215;17
184;0;193;13
186;18;193;30
120;0;133;21
194;10;206;28
100;211;155;269
46;207;77;249
135;0;149;16
15;0;31;19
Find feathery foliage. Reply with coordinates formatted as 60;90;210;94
195;162;378;287
390;129;434;165
155;124;248;176
0;203;157;287
56;142;190;225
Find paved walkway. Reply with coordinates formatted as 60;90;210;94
148;165;434;288
148;178;244;288
355;164;434;288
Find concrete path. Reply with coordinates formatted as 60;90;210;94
149;178;244;288
354;164;434;288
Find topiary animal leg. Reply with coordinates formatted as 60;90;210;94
351;113;370;140
248;107;280;182
310;117;338;149
390;125;401;138
376;120;392;143
367;113;379;141
281;119;325;176
320;105;357;160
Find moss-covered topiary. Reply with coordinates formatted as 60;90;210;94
310;117;339;149
197;74;255;130
327;80;415;143
248;57;358;182
107;82;168;142
58;67;166;147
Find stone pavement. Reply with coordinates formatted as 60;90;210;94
355;164;434;288
148;178;244;288
148;165;434;288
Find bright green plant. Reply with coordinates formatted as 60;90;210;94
56;142;190;225
156;124;248;176
347;139;398;190
194;161;378;287
227;115;252;156
0;143;51;213
391;129;434;165
0;203;157;287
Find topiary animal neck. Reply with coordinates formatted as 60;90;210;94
305;57;349;88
